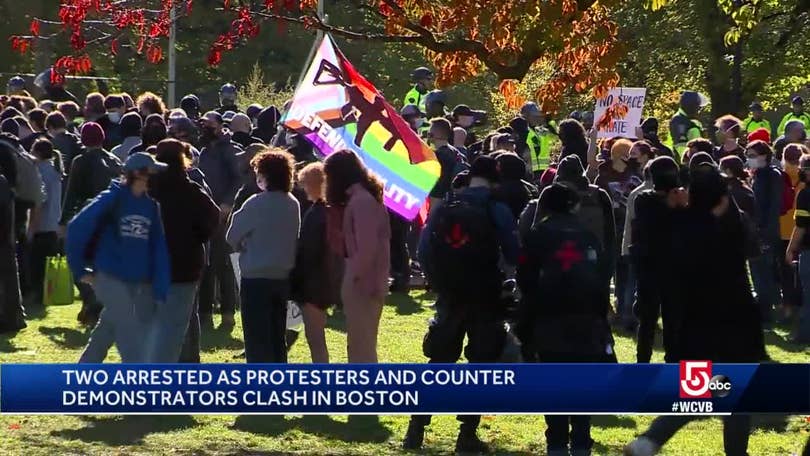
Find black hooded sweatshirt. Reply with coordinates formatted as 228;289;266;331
253;106;280;144
149;172;220;283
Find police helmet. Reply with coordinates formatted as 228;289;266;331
410;67;434;82
7;76;25;91
424;90;447;107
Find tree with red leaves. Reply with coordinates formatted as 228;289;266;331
10;0;626;111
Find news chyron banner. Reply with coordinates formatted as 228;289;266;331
1;364;807;415
281;35;439;221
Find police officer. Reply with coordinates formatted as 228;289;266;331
216;83;241;115
777;96;810;137
7;76;27;96
511;102;557;181
404;67;433;113
743;102;772;137
668;91;707;163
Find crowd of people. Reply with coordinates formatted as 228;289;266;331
0;67;807;456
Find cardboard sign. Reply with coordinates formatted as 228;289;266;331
594;87;647;139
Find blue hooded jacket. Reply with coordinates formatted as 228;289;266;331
66;180;170;301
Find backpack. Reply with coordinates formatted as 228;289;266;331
780;170;795;216
520;211;613;356
427;195;501;296
576;186;608;251
13;150;43;204
524;212;605;306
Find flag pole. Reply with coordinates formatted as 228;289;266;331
293;0;326;93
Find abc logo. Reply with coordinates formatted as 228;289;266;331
708;375;732;398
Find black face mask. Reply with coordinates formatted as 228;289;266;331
627;157;640;169
201;127;218;141
800;170;810;183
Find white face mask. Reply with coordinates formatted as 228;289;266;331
747;157;766;169
411;117;425;130
107;111;122;124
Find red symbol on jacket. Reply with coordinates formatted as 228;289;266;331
445;223;469;248
555;241;583;271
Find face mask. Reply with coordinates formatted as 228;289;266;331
410;118;425;130
627;157;640;169
747;157;766;169
107;111;122;123
201;126;218;140
799;169;810;183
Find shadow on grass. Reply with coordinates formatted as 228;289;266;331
751;414;790;432
592;415;637;429
0;336;22;353
201;325;244;352
387;293;426;316
763;330;808;354
38;326;89;349
593;440;631;455
231;415;393;443
52;415;198;445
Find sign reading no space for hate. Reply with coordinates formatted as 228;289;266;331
594;87;647;139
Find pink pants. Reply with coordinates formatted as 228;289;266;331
341;280;384;363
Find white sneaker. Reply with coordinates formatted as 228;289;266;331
624;437;660;456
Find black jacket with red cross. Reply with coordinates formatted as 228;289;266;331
516;212;614;358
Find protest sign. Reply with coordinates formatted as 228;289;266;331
594;87;647;139
282;35;440;221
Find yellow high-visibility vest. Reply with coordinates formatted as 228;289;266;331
404;87;427;112
527;128;553;172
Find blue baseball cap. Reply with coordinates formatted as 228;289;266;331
123;152;168;173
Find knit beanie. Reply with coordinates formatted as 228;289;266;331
81;122;105;148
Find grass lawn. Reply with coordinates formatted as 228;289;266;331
0;290;808;455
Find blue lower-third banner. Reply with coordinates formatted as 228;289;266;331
0;363;807;414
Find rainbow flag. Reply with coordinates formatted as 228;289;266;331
282;35;439;220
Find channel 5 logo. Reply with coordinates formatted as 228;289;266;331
679;361;732;398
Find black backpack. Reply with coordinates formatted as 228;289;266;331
522;211;606;316
519;211;614;356
427;195;501;296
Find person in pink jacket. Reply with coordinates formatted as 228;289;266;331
324;150;391;363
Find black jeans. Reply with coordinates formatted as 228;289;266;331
241;278;289;363
778;240;802;308
29;232;59;305
410;295;504;429
199;223;237;316
179;292;201;363
14;202;32;296
78;279;102;316
545;415;592;453
0;242;24;325
642;415;751;456
389;211;410;287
